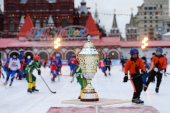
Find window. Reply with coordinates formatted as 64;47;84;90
150;17;152;19
160;5;162;9
150;21;152;23
62;19;67;28
22;6;25;10
145;25;147;27
145;29;147;31
9;20;14;31
150;25;152;27
156;25;158;27
61;5;69;10
154;7;156;10
51;5;53;10
144;21;147;23
156;21;158;23
35;20;40;28
29;5;32;10
43;20;46;28
145;7;148;10
43;5;46;10
35;5;40;10
82;21;85;26
150;12;152;15
155;12;158;15
149;7;153;10
156;16;158;19
144;17;146;19
144;12;146;15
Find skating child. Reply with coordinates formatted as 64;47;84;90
49;56;54;68
50;59;58;82
144;47;167;93
4;54;20;86
18;51;25;79
120;56;125;72
56;55;62;75
69;54;77;76
141;57;150;85
104;55;111;75
123;48;145;104
75;64;87;99
25;56;41;93
99;59;107;76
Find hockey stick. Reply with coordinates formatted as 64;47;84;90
0;78;7;89
128;62;153;80
40;75;56;94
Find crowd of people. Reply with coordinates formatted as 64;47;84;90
0;47;168;104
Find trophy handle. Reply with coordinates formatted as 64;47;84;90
97;49;103;59
76;49;81;59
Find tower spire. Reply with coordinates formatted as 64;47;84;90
112;9;118;28
129;8;136;27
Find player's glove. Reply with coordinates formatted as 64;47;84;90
38;70;41;75
154;67;158;72
123;75;128;82
7;68;10;72
16;69;19;73
159;69;164;74
140;70;146;76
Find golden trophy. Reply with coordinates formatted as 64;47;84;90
77;36;103;101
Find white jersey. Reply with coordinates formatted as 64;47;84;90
2;60;6;67
8;58;21;71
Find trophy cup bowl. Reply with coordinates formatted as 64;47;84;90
77;36;102;102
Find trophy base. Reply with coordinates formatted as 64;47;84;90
80;92;99;102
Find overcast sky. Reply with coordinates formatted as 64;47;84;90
0;0;169;37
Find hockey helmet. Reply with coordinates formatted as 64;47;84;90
130;48;139;56
156;47;163;53
33;56;40;61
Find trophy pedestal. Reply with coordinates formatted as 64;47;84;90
81;92;99;101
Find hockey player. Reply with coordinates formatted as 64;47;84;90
144;47;167;93
99;59;107;76
68;54;78;76
49;56;54;68
26;56;32;65
75;64;87;99
123;48;145;104
0;60;5;78
4;57;10;77
4;54;20;86
50;59;58;82
56;55;62;75
104;55;111;75
120;56;126;72
141;57;150;85
25;56;41;93
18;51;26;79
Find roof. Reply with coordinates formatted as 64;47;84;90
20;0;56;4
17;14;34;37
129;13;136;27
1;37;170;49
162;32;170;36
85;14;101;36
48;15;54;24
112;14;118;28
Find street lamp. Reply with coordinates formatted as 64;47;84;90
141;37;148;56
54;37;61;49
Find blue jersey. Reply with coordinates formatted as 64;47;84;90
56;56;62;67
26;60;32;65
120;59;125;65
49;59;53;67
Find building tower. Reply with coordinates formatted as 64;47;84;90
109;9;121;38
135;0;170;40
18;16;25;31
126;8;139;41
47;15;56;29
94;3;100;24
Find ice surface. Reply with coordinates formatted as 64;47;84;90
0;66;170;113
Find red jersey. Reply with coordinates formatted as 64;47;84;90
50;62;58;71
99;61;106;68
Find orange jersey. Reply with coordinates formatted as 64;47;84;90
151;55;167;70
125;58;145;75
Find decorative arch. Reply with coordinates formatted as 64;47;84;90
107;49;120;59
8;50;20;58
65;50;75;60
25;50;35;61
51;50;63;60
25;50;35;56
0;51;7;59
37;50;49;59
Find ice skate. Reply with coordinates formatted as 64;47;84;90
4;81;8;86
27;88;32;93
155;87;159;93
32;87;39;92
108;72;111;76
132;98;141;104
51;78;55;82
104;73;107;77
70;78;74;83
9;81;13;86
78;96;81;99
143;84;147;91
138;98;144;104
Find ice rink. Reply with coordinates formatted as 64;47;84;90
0;65;170;113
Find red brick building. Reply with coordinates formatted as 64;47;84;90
2;0;90;37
